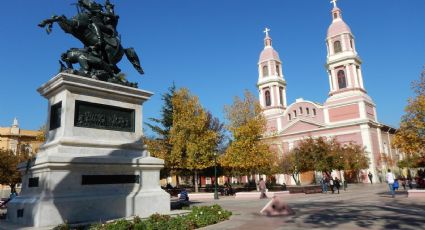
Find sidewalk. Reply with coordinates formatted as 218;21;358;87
195;183;425;230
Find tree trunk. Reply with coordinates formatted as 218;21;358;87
194;170;199;193
292;173;301;186
173;169;180;187
297;173;301;185
253;172;259;191
10;183;16;193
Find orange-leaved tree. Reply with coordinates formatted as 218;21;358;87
220;90;276;178
393;68;425;167
169;88;220;192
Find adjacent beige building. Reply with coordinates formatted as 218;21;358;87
0;118;44;154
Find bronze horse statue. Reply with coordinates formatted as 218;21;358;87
38;0;143;87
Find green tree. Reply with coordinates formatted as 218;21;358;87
146;84;175;139
169;88;220;192
282;137;369;184
0;149;31;193
281;148;311;185
393;68;425;167
220;90;276;177
341;143;370;182
145;84;176;179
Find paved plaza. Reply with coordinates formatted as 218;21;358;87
1;184;424;229
195;184;425;230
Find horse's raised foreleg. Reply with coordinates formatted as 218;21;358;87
38;15;61;34
124;48;144;75
38;15;67;34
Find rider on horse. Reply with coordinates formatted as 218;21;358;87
38;0;143;87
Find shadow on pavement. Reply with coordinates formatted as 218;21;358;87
287;200;425;230
375;190;408;198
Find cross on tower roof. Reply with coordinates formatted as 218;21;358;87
330;0;338;8
263;27;270;37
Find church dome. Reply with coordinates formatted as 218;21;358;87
327;19;351;38
259;47;281;63
327;7;352;38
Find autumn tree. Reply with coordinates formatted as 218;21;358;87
169;88;220;192
393;68;425;167
220;90;276;177
0;149;32;193
36;124;47;143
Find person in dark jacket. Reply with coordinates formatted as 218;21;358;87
334;177;341;194
178;188;189;207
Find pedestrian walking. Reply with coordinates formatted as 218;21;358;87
407;177;413;189
401;178;406;190
334;177;341;194
386;169;395;198
329;177;334;194
368;172;373;184
259;178;267;199
393;179;399;191
320;177;325;193
323;177;329;193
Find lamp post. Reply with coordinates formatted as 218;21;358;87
214;152;219;199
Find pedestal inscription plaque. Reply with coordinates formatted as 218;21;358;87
74;100;135;132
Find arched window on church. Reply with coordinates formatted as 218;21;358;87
306;108;310;115
263;65;269;77
276;65;280;76
313;108;316;116
288;114;292;121
334;40;342;53
279;87;284;105
337;70;347;89
265;90;271;106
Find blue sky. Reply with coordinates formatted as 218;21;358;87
0;0;424;134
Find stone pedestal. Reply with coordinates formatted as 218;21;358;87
7;73;170;227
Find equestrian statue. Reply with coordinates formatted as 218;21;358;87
39;0;143;87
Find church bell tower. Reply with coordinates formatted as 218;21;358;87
257;28;287;118
324;0;377;124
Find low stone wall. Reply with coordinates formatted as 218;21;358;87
408;189;425;198
178;193;216;200
287;185;322;194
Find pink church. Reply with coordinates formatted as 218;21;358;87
258;3;400;184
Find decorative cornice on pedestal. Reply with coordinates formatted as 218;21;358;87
38;73;153;103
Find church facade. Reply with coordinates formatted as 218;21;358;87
258;3;400;184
